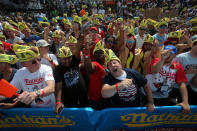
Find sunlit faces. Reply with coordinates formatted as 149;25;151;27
59;56;72;67
52;37;61;44
94;50;105;64
107;60;122;77
159;25;168;34
20;59;35;67
0;62;7;73
5;29;14;38
105;36;115;49
21;28;31;36
127;37;135;50
67;43;76;53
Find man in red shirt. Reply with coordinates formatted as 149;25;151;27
81;40;106;110
147;45;190;113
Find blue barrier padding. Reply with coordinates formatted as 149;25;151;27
0;106;197;131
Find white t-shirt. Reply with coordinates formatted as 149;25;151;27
11;64;55;107
135;34;146;49
41;54;59;67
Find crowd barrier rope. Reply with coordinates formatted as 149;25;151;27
0;106;197;131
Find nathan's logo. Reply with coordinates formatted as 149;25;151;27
0;115;75;128
24;78;44;85
121;113;197;127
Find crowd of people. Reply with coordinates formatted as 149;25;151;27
0;0;196;115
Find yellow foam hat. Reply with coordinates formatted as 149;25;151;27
3;24;16;31
134;17;140;21
56;16;60;20
43;16;48;21
144;34;154;43
68;36;77;44
63;13;67;17
62;19;72;27
52;30;61;38
139;19;147;29
104;49;120;65
161;18;170;23
157;21;168;28
82;15;88;21
168;30;184;39
0;34;6;40
11;44;30;52
189;17;197;24
73;15;82;25
0;54;18;64
190;26;197;32
9;20;18;27
117;18;123;23
18;22;30;32
93;19;100;25
82;5;87;9
93;41;105;54
128;26;134;36
15;47;40;62
147;18;157;26
52;18;58;23
58;46;72;58
39;21;50;27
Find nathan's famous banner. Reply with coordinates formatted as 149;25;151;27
0;106;197;131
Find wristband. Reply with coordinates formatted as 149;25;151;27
41;90;44;97
115;83;119;93
56;102;62;105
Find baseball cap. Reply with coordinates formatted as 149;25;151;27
164;45;177;54
36;39;50;47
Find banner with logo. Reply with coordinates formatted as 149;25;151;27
0;106;197;131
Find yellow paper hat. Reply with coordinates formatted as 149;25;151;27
15;47;40;62
62;19;72;27
189;17;197;24
73;15;82;25
117;18;123;23
139;19;147;28
0;34;6;40
93;19;100;25
43;16;48;21
128;26;134;36
134;17;140;21
157;21;168;28
144;34;154;43
93;4;97;7
82;15;88;21
0;54;18;64
56;16;60;20
68;36;77;44
18;22;29;32
52;18;57;23
3;24;16;31
93;41;105;54
190;26;197;32
168;30;184;39
9;20;18;27
104;49;120;65
39;21;50;27
11;44;31;52
63;13;67;17
58;46;72;58
52;30;61;38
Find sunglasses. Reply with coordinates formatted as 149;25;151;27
159;26;168;29
127;40;135;44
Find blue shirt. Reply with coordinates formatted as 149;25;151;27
153;33;168;46
23;35;41;46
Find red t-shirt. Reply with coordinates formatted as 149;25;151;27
89;61;106;101
146;58;188;98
